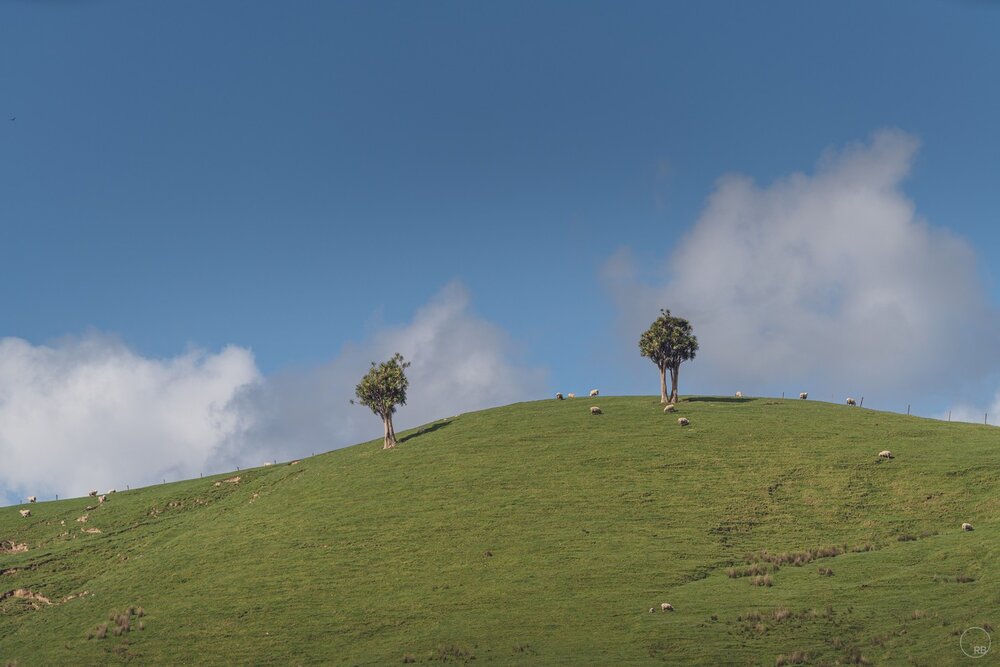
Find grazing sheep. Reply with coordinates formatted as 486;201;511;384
555;393;564;400
98;495;107;504
678;417;690;426
263;462;273;467
661;602;674;612
878;450;893;459
107;489;116;494
962;522;974;531
649;607;655;613
799;392;808;400
27;496;36;503
735;391;743;398
590;389;599;397
590;406;602;415
19;509;31;518
846;397;857;406
88;490;97;497
567;393;575;398
663;404;676;413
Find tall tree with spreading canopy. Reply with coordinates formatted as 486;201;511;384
639;309;699;404
352;353;411;449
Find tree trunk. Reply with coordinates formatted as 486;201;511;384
383;415;397;449
669;367;679;404
659;365;669;404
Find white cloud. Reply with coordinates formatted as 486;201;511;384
942;392;1000;426
0;283;546;505
0;335;259;503
0;284;545;502
604;130;999;405
218;281;547;465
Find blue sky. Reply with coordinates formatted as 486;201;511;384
2;1;1000;502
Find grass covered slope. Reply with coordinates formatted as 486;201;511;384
1;396;998;665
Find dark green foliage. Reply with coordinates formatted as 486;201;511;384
353;352;411;449
639;309;698;403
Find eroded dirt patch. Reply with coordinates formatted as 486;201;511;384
1;588;52;605
0;540;28;554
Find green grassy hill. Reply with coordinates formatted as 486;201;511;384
1;396;998;666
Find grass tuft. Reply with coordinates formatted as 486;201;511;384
430;644;475;662
775;651;809;666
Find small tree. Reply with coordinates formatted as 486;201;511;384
352;353;411;449
639;309;698;404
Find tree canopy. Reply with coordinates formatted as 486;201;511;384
353;353;411;449
639;309;698;404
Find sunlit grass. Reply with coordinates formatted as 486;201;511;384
1;396;996;665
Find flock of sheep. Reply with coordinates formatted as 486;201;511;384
555;389;600;401
13;391;979;540
637;390;977;614
556;388;698;427
554;389;979;556
554;389;870;429
16;488;115;518
7;387;983;629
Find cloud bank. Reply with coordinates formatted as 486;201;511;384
0;283;546;505
605;130;999;405
217;281;547;466
0;336;259;503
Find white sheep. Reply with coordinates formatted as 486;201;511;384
590;406;602;415
589;389;599;397
107;489;117;494
878;450;893;459
555;393;564;400
19;509;31;518
678;417;690;426
263;462;273;467
799;392;808;400
661;602;674;612
663;404;676;413
98;495;107;504
27;496;36;503
962;522;974;531
735;391;743;398
567;393;575;398
846;397;857;406
88;490;97;497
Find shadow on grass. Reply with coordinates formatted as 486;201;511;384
685;396;753;403
400;419;454;443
